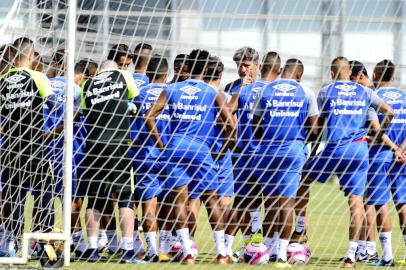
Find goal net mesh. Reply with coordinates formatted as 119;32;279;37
0;0;405;268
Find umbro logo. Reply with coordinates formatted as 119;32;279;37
382;91;402;100
336;84;357;92
50;80;66;89
252;87;262;93
180;86;201;95
94;72;113;80
5;74;25;84
135;79;146;87
147;88;163;97
274;83;297;92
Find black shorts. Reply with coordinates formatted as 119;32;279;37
83;141;132;197
1;153;52;198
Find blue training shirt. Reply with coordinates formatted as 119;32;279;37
370;87;406;146
133;83;170;158
318;81;382;145
254;79;318;149
166;79;218;146
235;80;267;154
133;73;150;89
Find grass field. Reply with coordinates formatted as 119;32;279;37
15;180;406;269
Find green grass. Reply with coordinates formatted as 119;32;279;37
17;181;406;269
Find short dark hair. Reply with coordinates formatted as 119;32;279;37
350;60;368;78
133;43;153;68
283;58;304;75
233;47;259;64
74;61;87;75
146;54;168;82
261;51;281;73
79;58;98;77
188;49;211;76
374;59;395;83
203;56;224;81
51;48;65;66
174;54;189;67
107;44;132;63
12;37;34;61
0;44;14;73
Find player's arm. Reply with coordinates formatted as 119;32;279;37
145;89;167;151
304;86;320;143
309;87;328;156
370;102;394;142
216;91;237;144
252;87;265;141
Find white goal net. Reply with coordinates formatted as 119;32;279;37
0;0;405;269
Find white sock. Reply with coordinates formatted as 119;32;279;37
295;216;306;233
357;240;366;254
106;230;119;253
250;211;262;233
213;230;226;256
145;232;158;257
278;239;290;262
346;241;358;262
224;234;235;256
88;236;98;249
72;230;88;253
176;228;192;256
133;231;144;253
159;230;172;254
271;232;280;256
121;236;134;251
379;231;393;261
366;241;377;255
98;229;108;249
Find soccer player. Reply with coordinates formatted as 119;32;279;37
81;60;144;264
132;43;153;88
224;47;259;94
170;54;190;83
131;54;170;261
294;56;394;268
364;60;406;266
226;52;281;260
253;58;319;268
107;43;133;70
0;44;14;75
80;58;98;78
347;60;379;262
0;37;55;256
145;49;236;264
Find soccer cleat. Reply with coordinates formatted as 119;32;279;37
274;258;292;268
269;254;278;262
357;251;379;262
120;249;146;264
158;253;173;262
290;230;308;244
340;257;356;268
181;254;195;265
396;259;406;265
370;259;395;267
144;254;159;262
231;247;244;263
215;254;231;264
82;248;101;263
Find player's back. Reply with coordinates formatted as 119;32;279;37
255;79;312;150
0;67;52;157
167;79;217;146
133;73;149;88
82;69;136;142
135;82;170;158
319;81;373;145
236;80;267;153
375;87;406;146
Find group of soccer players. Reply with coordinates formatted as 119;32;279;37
0;37;405;268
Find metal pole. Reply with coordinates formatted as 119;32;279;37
63;0;76;266
102;0;109;57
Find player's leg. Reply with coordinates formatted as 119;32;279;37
157;192;175;261
187;198;200;238
363;205;378;261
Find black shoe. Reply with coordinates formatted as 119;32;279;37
269;254;278;262
144;254;159;262
81;249;101;262
290;230;308;244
